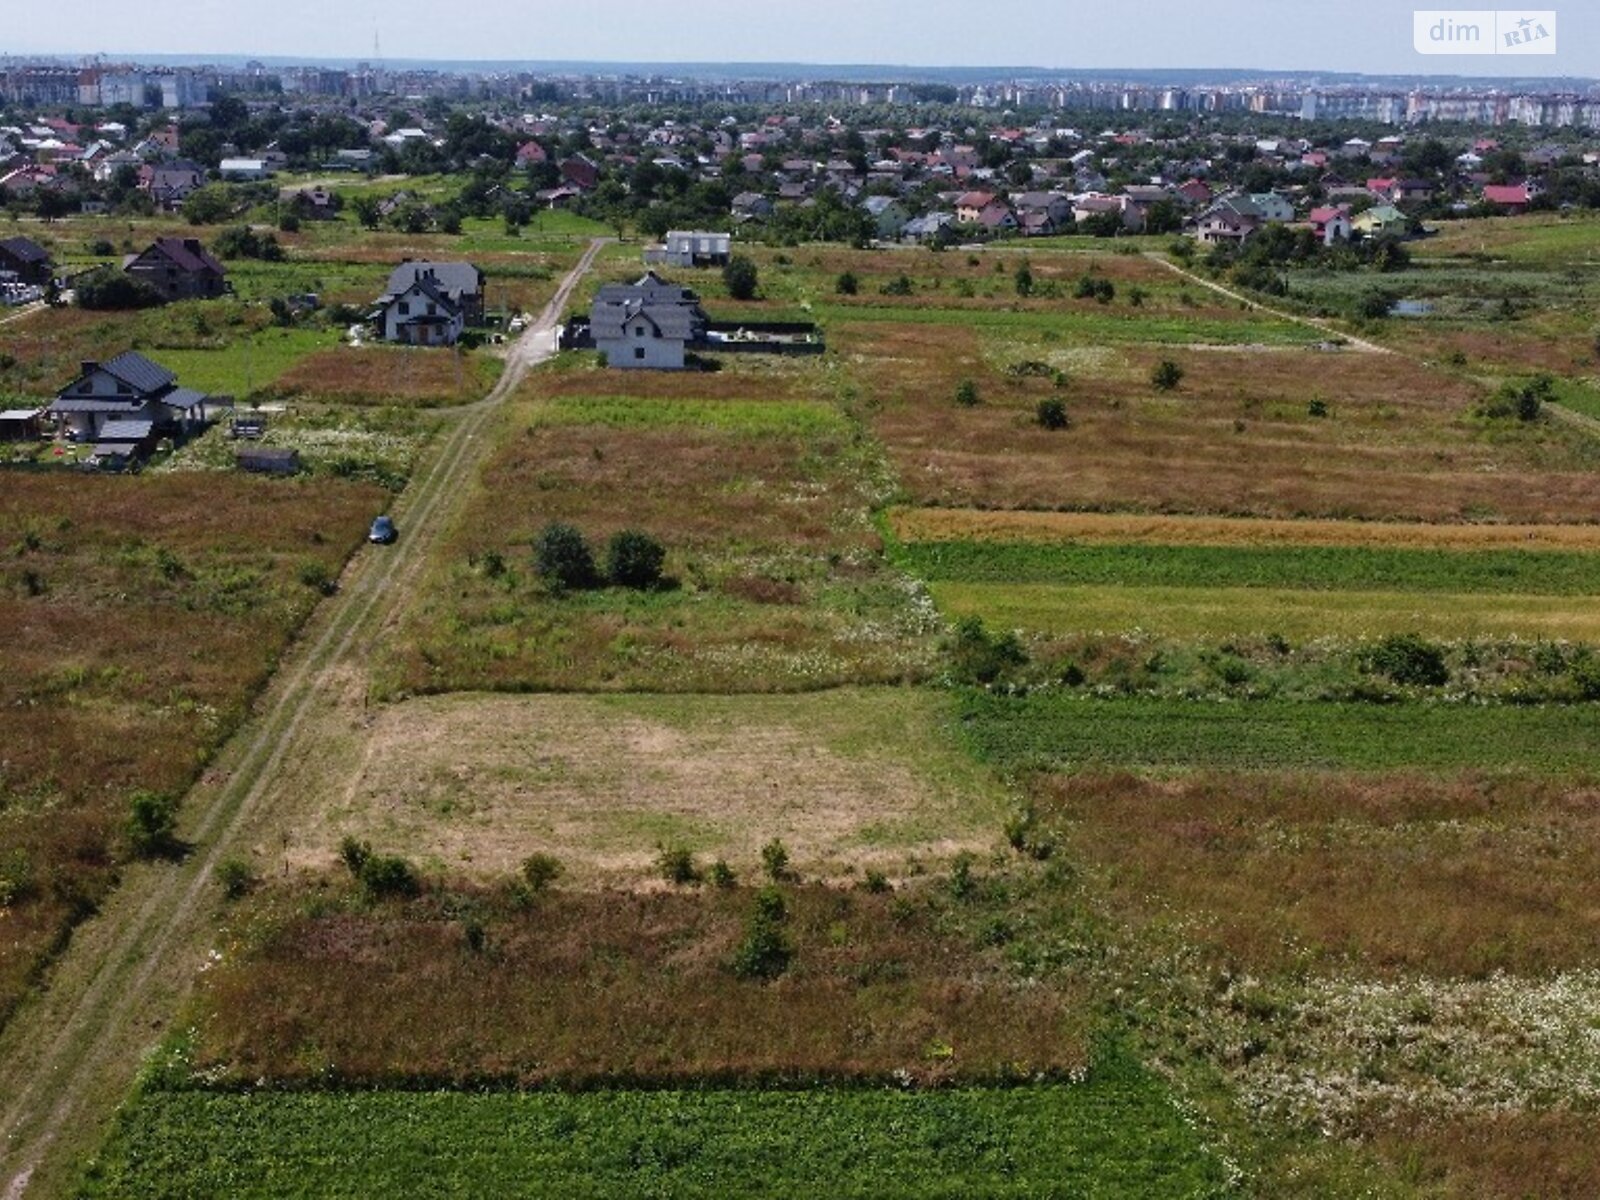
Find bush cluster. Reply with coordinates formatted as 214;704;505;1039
534;524;666;593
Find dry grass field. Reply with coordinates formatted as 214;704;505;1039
0;473;383;1029
288;689;1008;881
266;345;503;406
187;880;1089;1088
841;321;1600;521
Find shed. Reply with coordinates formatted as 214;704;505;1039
0;407;45;440
236;446;300;475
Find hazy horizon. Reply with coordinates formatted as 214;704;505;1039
5;0;1594;78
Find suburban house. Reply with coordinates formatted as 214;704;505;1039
1121;184;1175;228
0;236;51;285
219;157;270;181
1353;204;1410;238
1012;191;1072;227
374;261;485;347
646;230;732;268
955;191;998;223
862;196;911;239
1072;193;1133;229
1193;202;1262;245
902;212;955;242
123;237;227;301
1482;183;1535;214
1244;192;1295;223
731;191;774;222
590;271;708;370
140;159;206;210
975;201;1018;233
1307;205;1353;245
49;350;208;458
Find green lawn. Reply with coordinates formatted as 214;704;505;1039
82;1072;1229;1199
958;692;1600;772
525;395;852;437
147;328;341;395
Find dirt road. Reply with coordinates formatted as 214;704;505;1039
0;239;606;1200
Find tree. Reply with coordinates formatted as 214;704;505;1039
534;522;598;592
350;194;380;229
1014;261;1034;297
723;254;759;301
835;271;858;295
1151;360;1185;391
127;790;180;858
606;529;665;589
75;268;164;311
181;184;236;225
1036;398;1069;430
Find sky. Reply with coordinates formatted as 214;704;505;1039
5;0;1594;78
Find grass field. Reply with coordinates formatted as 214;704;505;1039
958;692;1600;772
82;1068;1229;1199
381;374;939;695
265;344;504;407
0;472;384;1031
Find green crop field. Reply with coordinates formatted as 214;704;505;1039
895;540;1600;595
929;579;1600;641
82;1069;1229;1200
958;692;1600;772
525;395;853;437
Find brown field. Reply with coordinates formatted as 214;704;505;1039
843;322;1600;522
1387;324;1595;375
382;392;936;694
1371;1114;1600;1199
0;472;383;1029
288;690;1006;881
268;345;502;406
1031;770;1600;976
188;882;1089;1087
533;354;825;403
889;507;1600;549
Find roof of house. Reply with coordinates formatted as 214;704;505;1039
955;190;997;209
1482;183;1531;204
98;350;178;394
163;387;208;411
134;237;225;277
96;418;155;442
591;272;706;342
0;236;49;264
382;261;482;301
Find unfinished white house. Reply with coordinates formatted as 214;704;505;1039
590;272;708;370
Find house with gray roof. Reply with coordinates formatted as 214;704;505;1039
590;271;708;370
0;236;51;285
49;350;209;454
123;237;227;302
375;260;485;346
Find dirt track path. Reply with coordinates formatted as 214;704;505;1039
1144;253;1394;355
0;240;606;1200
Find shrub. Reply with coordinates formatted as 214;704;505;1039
1365;633;1449;687
760;838;791;882
75;268;164;311
834;271;858;295
880;273;914;296
1479;375;1554;422
732;886;792;981
278;211;301;233
339;836;371;876
657;845;701;886
127;790;180;859
1307;397;1329;418
357;852;420;899
949;852;977;901
950;615;1027;684
297;559;336;595
216;857;256;900
606;529;665;590
722;254;759;301
1013;262;1034;297
534;522;598;592
862;868;892;894
1151;360;1185;392
954;379;980;407
1035;398;1069;430
521;853;563;892
709;859;737;888
0;849;35;907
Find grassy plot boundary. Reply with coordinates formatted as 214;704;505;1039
523;395;853;437
888;508;1600;552
959;692;1600;772
81;1069;1229;1199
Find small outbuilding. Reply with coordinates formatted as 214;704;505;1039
235;446;300;475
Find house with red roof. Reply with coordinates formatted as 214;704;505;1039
1481;182;1535;214
955;190;999;223
1307;204;1353;245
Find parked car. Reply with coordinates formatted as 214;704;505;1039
368;515;397;544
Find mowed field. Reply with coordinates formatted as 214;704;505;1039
0;472;383;1030
67;234;1600;1199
